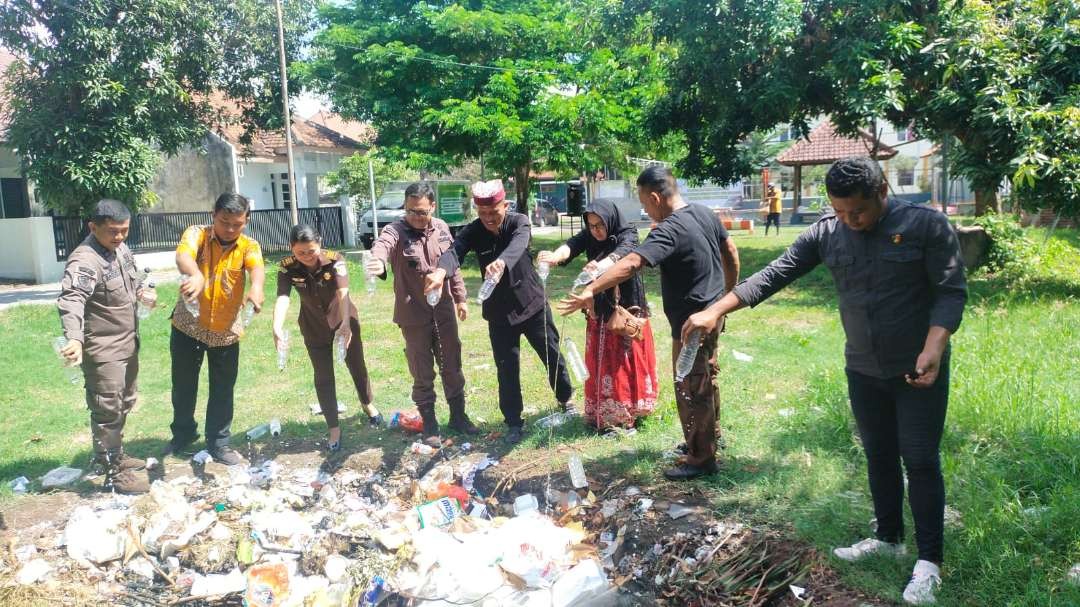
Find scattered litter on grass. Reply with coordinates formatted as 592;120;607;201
732;350;754;363
8;476;29;494
41;466;82;488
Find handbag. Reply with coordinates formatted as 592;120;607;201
605;285;647;340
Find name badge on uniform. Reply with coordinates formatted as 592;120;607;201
891;233;903;244
323;272;332;281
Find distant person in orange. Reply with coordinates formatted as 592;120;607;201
761;183;782;235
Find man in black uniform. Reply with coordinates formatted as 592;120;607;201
425;180;574;444
682;157;967;605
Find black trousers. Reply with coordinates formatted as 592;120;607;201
846;358;950;563
764;212;781;234
488;306;573;427
169;327;239;451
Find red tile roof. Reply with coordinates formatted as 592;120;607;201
777;119;898;166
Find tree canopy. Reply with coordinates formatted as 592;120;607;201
0;0;316;214
628;0;1080;216
301;0;674;211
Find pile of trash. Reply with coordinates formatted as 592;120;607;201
1;438;615;606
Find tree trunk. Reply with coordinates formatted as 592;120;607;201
514;164;530;215
974;187;999;216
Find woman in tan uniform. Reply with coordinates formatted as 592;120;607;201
272;224;381;452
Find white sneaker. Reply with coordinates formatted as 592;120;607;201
832;538;907;562
903;560;941;605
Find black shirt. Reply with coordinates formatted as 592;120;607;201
636;204;731;339
732;199;967;378
437;212;545;326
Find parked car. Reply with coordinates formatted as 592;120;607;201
357;180;470;248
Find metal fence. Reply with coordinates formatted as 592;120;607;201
52;206;345;262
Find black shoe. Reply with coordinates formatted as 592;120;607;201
675;442;689;455
448;415;481;435
207;446;245;466
560;401;579;416
663;462;718;481
162;435;199;459
506;426;524;444
368;414;384;428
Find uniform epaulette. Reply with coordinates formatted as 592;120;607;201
280;256;295;268
325;250;340;261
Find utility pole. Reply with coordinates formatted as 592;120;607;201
368;157;378;245
274;0;299;225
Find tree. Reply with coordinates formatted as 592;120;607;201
625;0;1080;216
301;0;673;213
324;148;415;208
0;0;316;215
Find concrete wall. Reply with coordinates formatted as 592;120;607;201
149;134;237;213
237;161;277;210
0;217;65;283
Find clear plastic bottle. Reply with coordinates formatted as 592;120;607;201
137;280;155;320
568;455;588;489
335;332;347;364
675;329;702;382
361;251;377;295
246;423;269;440
537;261;550;283
178;274;200;318
572;256;615;291
277;329;289;371
241;301;255;327
476;267;503;304
51;336;81;385
426;288;441;307
269;418;281;436
563;337;589;383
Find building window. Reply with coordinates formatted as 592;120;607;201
0;177;30;218
897;168;915;187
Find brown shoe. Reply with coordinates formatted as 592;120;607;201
95;452;146;472
106;468;149;494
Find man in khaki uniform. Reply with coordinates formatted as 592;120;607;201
366;181;476;437
57;199;155;494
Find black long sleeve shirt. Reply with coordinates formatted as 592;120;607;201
732;199;967;378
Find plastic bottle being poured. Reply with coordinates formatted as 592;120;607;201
675;329;702;382
572;256;615;291
178;274;200;318
277;329;290;371
476;265;503;304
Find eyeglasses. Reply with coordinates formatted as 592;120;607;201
587;222;605;230
405;208;433;217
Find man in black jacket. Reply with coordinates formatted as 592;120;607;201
426;180;574;443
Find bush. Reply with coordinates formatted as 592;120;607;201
972;212;1035;279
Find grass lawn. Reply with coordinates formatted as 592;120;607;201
1;224;1079;606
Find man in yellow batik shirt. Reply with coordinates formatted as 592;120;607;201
165;193;265;465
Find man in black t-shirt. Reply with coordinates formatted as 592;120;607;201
560;166;740;480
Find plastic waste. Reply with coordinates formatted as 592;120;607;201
242;301;255;327
551;559;611;607
15;559;52;585
476;266;503;303
514;493;539;516
41;466;82;488
360;575;385;607
137;269;154;319
9;476;29;494
668;503;695;520
324;554;350;584
563;337;589;383
675;329;702;382
277;328;289;371
52;336;81;385
568;455;588;489
192;450;213;464
269;418;281;436
361;251;377;295
64;505;128;565
416;496;464;528
192;567;246;599
426;288;442;306
389;411;424;433
1068;564;1080;586
732;349;753;363
426;482;470;504
536;412;571;428
537;261;550;282
246;424;269;441
410;442;436;455
178;274;200;318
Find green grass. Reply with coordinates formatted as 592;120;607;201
2;226;1079;606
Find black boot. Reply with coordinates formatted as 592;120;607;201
418;404;440;438
447;398;480;435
